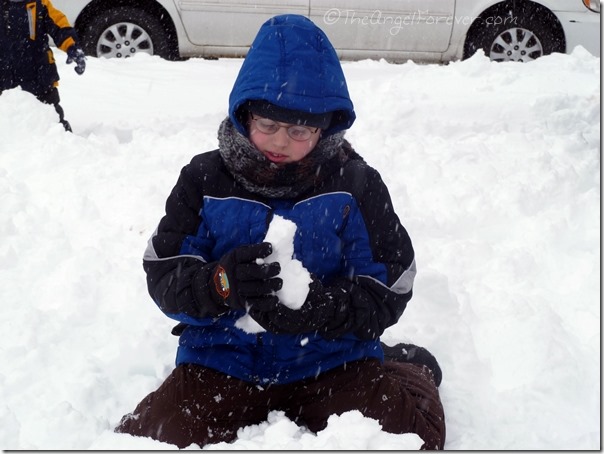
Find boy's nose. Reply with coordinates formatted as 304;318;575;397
271;126;290;146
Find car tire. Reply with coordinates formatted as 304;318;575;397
463;2;565;62
80;7;172;59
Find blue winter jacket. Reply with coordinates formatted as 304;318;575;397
143;15;416;385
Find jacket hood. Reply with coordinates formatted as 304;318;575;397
228;14;355;137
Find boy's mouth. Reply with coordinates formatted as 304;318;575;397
264;151;288;163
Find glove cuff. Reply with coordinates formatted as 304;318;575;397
192;263;229;316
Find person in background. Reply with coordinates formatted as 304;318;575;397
115;14;446;450
0;0;86;131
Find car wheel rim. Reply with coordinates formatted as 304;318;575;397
489;27;543;62
96;22;154;58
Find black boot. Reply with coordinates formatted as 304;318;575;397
37;88;72;132
53;102;72;132
60;119;73;132
381;342;443;387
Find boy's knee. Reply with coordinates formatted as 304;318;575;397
382;362;446;449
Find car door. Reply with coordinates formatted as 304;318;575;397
309;0;455;53
176;0;309;47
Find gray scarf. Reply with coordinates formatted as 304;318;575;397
217;117;351;199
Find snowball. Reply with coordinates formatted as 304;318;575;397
262;215;311;310
236;215;311;333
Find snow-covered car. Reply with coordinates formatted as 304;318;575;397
51;0;601;63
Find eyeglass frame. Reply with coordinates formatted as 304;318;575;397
249;113;320;142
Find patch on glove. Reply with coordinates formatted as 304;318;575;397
213;265;230;299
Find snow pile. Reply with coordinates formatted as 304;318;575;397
203;411;422;450
0;47;599;449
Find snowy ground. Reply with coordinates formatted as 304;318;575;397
0;46;600;450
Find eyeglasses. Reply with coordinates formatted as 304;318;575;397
250;114;320;142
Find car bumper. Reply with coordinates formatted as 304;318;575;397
556;10;601;56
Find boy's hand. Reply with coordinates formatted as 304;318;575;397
209;242;282;311
66;46;86;75
249;278;340;335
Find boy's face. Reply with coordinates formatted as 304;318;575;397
248;114;321;165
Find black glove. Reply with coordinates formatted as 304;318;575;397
66;46;86;75
209;242;282;312
249;277;353;338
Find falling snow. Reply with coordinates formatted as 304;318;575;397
0;46;599;449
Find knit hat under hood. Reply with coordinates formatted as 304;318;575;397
245;99;333;130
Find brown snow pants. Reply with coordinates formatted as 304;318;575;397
115;359;445;449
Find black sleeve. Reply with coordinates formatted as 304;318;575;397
142;154;225;324
42;0;79;52
326;163;416;339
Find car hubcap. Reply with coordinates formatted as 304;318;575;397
489;27;543;62
96;22;154;58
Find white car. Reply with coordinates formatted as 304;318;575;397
52;0;601;63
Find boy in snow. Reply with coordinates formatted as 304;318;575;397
115;14;446;449
0;0;86;131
